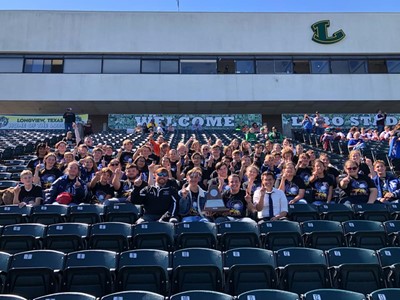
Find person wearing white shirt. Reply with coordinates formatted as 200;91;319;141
253;171;288;221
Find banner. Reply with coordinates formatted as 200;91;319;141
0;114;88;130
282;113;400;136
108;114;262;130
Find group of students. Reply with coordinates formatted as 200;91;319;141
9;129;400;225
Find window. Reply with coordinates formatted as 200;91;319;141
180;59;217;74
387;60;400;73
275;60;293;74
217;59;235;74
63;59;102;73
0;58;23;73
235;60;255;74
349;60;367;74
293;60;310;74
103;59;140;74
331;60;349;73
24;59;63;73
311;60;330;74
256;60;274;74
141;60;179;73
368;60;387;73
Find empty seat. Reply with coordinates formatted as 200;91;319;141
104;203;140;224
259;220;303;251
288;204;319;222
224;248;277;295
0;173;11;180
175;222;217;249
343;220;388;250
237;289;299;300
44;223;89;253
117;249;169;295
0;205;32;225
132;222;175;251
0;295;27;300
0;181;18;191
89;222;132;252
170;290;233;300
101;291;164;300
30;205;69;225
353;203;391;222
326;247;385;294
62;250;117;297
217;221;260;251
68;205;104;224
369;288;400;300
387;203;400;220
317;203;354;222
301;220;346;250
33;292;96;300
303;289;366;300
4;250;65;299
172;248;223;294
275;247;330;294
377;247;400;288
0;251;12;290
5;166;26;174
0;223;46;254
383;220;400;247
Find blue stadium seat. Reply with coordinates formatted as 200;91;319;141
259;220;303;250
342;220;388;250
30;205;69;225
132;222;175;252
0;205;32;225
377;247;400;288
288;204;319;222
369;288;400;300
44;223;89;253
217;221;260;251
67;205;104;224
224;248;277;295
326;247;385;294
317;203;354;222
275;247;330;294
301;220;345;250
175;222;217;249
353;203;391;222
0;223;46;254
303;289;366;300
33;292;96;300
172;248;223;294
101;291;164;300
88;222;132;252
104;203;140;224
0;295;27;300
117;249;170;295
237;289;299;300
170;290;233;300
384;220;400;246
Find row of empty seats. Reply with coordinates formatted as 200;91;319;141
0;246;400;298
0;218;398;255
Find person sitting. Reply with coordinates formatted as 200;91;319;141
45;161;87;205
89;168;115;205
33;153;63;190
372;160;400;203
308;159;334;205
13;170;43;207
277;162;307;204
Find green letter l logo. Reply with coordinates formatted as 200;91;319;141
311;20;346;44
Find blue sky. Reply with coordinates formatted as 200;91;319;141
1;0;400;12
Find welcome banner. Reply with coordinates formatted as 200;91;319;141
108;114;262;130
0;114;88;130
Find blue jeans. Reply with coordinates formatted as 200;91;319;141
182;216;210;222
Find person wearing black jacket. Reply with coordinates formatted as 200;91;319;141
131;167;179;224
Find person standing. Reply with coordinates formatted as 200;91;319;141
375;110;387;134
313;111;325;135
63;108;76;132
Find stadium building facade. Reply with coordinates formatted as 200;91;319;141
0;11;399;130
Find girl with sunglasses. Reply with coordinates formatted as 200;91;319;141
339;160;377;205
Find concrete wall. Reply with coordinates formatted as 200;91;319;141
0;11;399;54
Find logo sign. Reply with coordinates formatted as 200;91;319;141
311;20;346;44
0;114;88;130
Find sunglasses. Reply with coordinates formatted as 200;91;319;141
109;163;119;166
157;172;168;177
189;173;201;178
346;166;358;171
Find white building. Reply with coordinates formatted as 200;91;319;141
0;10;399;127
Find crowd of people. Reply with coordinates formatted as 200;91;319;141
4;116;400;225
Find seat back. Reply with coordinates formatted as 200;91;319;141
377;247;400;288
259;220;303;250
317;203;354;222
0;205;32;225
5;250;65;299
30;205;69;225
301;220;345;250
343;220;388;250
132;222;175;251
117;249;169;295
326;247;385;294
172;248;223;294
353;203;391;222
304;289;366;300
369;288;400;300
217;221;260;250
224;248;276;295
33;292;97;300
384;220;400;246
1;223;46;254
104;203;140;224
175;222;217;249
62;250;117;297
275;247;330;294
288;204;319;222
237;289;299;300
89;222;132;252
44;223;89;253
170;290;233;300
68;205;104;224
101;291;164;300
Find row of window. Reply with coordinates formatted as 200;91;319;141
0;57;399;74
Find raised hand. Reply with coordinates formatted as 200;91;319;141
74;177;81;188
